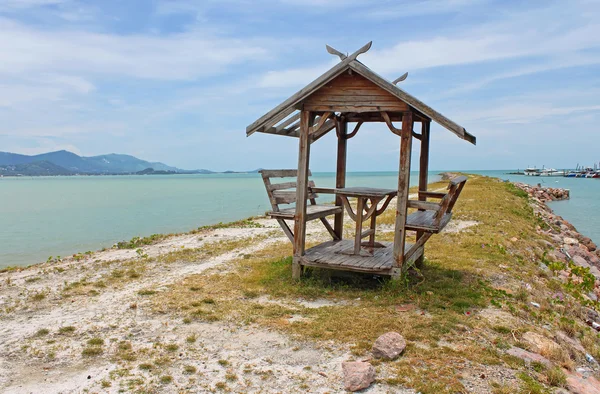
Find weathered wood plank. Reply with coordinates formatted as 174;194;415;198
407;200;441;211
334;118;347;240
392;111;413;269
293;110;312;279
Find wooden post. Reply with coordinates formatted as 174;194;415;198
415;120;430;268
392;111;413;276
293;110;313;279
334;117;347;240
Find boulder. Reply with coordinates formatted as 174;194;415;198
372;332;406;360
506;346;551;367
572;255;591;268
564;237;579;246
565;371;600;394
579;236;597;252
342;361;376;392
522;331;561;355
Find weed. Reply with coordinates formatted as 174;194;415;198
184;365;197;374
159;375;173;384
186;334;197;343
58;326;76;334
87;337;104;346
82;346;103;357
34;328;50;337
545;366;566;387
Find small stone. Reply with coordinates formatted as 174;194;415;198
372;332;406;360
342;361;375;392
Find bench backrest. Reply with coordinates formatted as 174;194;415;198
434;175;467;225
259;169;318;212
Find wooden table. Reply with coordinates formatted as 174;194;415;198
334;187;397;255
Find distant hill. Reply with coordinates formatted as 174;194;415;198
0;150;181;175
0;161;74;176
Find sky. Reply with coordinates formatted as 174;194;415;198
0;0;599;172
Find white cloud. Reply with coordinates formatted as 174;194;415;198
0;18;268;81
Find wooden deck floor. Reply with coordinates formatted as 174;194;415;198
300;239;421;275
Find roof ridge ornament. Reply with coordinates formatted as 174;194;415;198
393;72;408;85
325;41;372;62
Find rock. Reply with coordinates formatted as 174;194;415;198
522;331;561;355
564;237;579;246
579;236;597;252
506;346;552;367
372;332;406;360
565;370;600;394
548;249;568;263
554;331;587;355
572;255;591;268
342;361;376;392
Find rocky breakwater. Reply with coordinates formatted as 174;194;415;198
515;182;571;202
514;181;600;307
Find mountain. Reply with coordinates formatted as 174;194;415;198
0;161;74;176
0;151;181;174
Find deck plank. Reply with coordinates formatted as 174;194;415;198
302;240;414;274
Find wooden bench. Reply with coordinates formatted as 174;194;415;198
406;175;467;234
260;169;342;243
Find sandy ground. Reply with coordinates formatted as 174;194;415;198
0;186;474;393
0;217;421;393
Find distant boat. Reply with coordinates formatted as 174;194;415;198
524;167;540;176
539;168;565;177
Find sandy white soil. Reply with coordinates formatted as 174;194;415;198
0;218;419;393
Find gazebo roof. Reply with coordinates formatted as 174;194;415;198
246;42;476;145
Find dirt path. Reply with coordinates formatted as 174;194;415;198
0;219;412;393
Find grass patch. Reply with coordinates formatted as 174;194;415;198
58;326;76;334
82;346;103;357
34;328;50;337
116;234;166;249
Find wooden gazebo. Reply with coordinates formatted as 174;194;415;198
247;42;476;279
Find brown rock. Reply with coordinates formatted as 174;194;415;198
372;332;406;360
580;236;597;252
522;331;561;355
342;361;375;392
566;371;600;394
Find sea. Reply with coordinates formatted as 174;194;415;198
1;170;598;268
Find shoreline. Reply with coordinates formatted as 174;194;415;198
1;174;599;393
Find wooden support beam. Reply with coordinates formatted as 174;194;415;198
392;111;413;273
334;117;347;240
415;120;430;268
293;110;313;279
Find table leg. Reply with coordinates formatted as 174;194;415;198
354;197;364;255
369;198;377;247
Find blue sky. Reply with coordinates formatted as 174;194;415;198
1;0;599;171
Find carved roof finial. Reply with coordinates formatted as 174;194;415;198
325;41;372;62
393;72;408;85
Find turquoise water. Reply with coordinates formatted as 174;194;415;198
0;171;440;268
470;170;600;245
2;170;597;268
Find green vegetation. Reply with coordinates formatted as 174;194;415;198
116;234;166;249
